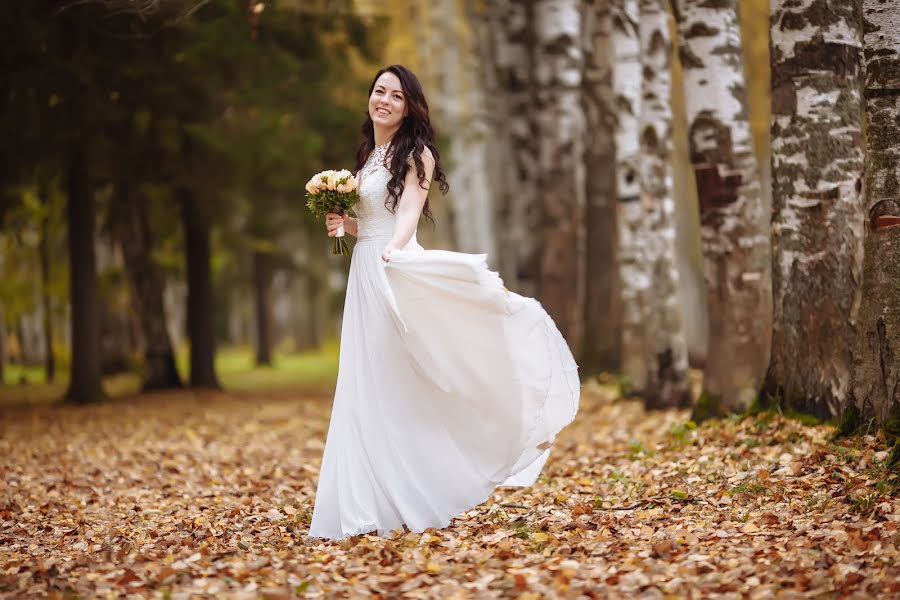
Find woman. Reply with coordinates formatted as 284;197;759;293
308;65;579;540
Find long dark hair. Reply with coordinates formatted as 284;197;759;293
354;65;449;224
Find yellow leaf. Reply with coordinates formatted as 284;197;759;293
426;562;441;573
742;522;760;534
577;478;593;486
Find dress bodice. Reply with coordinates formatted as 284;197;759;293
355;144;416;243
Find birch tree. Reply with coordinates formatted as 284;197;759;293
638;0;691;408
847;0;900;449
431;0;496;256
672;0;771;416
612;0;647;390
767;0;864;418
467;0;540;297
533;0;586;347
580;0;621;373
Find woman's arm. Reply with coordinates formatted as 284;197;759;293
382;148;435;262
326;213;358;237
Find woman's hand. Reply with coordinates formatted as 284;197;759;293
381;244;398;262
326;212;347;237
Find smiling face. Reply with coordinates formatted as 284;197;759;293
368;71;407;130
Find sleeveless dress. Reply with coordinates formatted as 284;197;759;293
307;144;580;540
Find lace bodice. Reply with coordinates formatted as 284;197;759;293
355;144;416;243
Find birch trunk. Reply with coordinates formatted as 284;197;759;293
433;0;495;255
638;0;691;408
848;0;900;440
673;0;772;416
471;0;540;297
580;0;621;373
534;0;587;348
767;0;864;419
612;0;647;391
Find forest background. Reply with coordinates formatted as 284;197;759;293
0;0;770;405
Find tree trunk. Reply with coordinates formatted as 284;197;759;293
474;0;540;296
0;305;6;385
113;190;183;391
673;0;772;417
181;188;220;389
638;0;691;409
847;0;900;443
766;0;865;419
612;0;648;391
252;250;273;366
65;138;105;403
533;0;586;349
38;180;55;383
580;0;621;374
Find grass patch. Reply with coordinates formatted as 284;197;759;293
0;343;339;406
729;482;769;496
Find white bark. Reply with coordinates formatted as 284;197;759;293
638;0;691;408
768;0;865;418
533;0;587;346
612;0;647;390
439;0;495;255
469;0;540;296
673;0;772;415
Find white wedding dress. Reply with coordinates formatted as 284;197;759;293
307;146;580;540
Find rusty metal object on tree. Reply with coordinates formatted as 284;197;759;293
872;215;900;231
694;163;742;219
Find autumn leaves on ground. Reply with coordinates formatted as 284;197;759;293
2;382;898;599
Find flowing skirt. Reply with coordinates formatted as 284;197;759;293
307;237;580;540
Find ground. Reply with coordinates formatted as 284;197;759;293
1;382;898;599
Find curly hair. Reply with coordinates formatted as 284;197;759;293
354;65;450;224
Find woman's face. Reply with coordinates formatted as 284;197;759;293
368;72;407;130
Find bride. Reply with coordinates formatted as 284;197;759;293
308;65;580;540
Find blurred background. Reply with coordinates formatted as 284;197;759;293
0;0;770;404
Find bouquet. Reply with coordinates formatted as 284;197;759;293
305;169;359;256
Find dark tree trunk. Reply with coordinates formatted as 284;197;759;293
39;180;56;383
65;140;105;404
0;306;6;385
252;250;273;366
581;0;621;374
113;188;182;391
181;188;219;389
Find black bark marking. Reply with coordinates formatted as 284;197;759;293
679;44;705;69
772;36;861;90
688;112;735;166
684;22;720;38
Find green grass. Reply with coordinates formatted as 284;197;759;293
0;342;340;406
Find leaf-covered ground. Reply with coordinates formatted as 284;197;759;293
2;384;898;599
